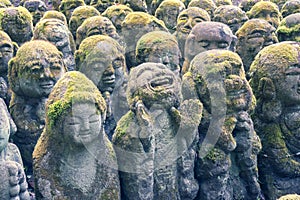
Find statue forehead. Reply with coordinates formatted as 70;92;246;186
237;19;274;36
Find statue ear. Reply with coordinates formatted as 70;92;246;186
12;42;19;56
8;58;20;94
181;72;198;100
74;50;82;71
229;35;237;52
258;77;276;100
184;33;196;61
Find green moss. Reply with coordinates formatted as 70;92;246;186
0;6;32;29
276;13;300;35
206;147;226;161
41;10;68;26
278;194;300;200
102;4;132;17
113;111;135;140
187;0;216;16
122;12;167;30
247;1;280;18
0;0;11;8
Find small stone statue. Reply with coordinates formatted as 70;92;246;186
113;62;202;200
238;0;262;12
135;31;181;76
0;160;30;200
8;40;66;174
41;10;68;26
33;18;76;70
276;13;300;42
120;0;148;12
236;19;278;77
75;35;128;139
0;7;33;47
21;0;47;26
249;41;300;199
58;0;85;22
280;0;300;18
33;71;120;199
187;0;216;18
90;0;115;13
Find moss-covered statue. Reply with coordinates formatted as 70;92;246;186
173;7;210;64
238;0;262;12
76;15;122;49
33;71;120;199
0;160;30;199
0;7;33;47
278;194;300;200
0;31;18;106
41;10;68;26
75;35;128;139
33;18;76;71
246;1;282;28
280;0;300;18
90;0;115;13
58;0;85;22
113;62;202;199
215;0;232;7
213;5;248;34
182;22;236;74
21;0;47;26
68;5;100;40
119;0;148;12
249;42;300;199
120;12;168;69
276;13;300;42
187;0;216;18
236;19;278;77
154;0;185;33
182;50;262;200
135;31;181;76
0;0;12;8
8;40;67;175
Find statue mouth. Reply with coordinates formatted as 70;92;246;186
102;75;115;84
180;27;191;34
149;76;174;91
39;81;54;89
227;89;247;98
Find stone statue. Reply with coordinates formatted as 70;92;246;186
182;50;262;200
238;0;262;12
249;41;300;199
246;1;282;28
0;160;30;200
280;0;300;18
136;31;181;76
119;0;148;12
278;194;300;200
236;19;278;77
58;0;85;22
0;7;33;47
68;5;100;40
90;0;115;13
41;10;68;25
113;62;202;200
76;15;122;49
33;71;120;199
154;0;185;33
75;35;128;139
21;0;47;26
276;13;300;42
182;22;236;74
8;40;66;174
120;11;168;69
33;18;76;71
213;5;248;34
187;0;216;18
102;4;133;34
215;0;232;7
0;0;12;8
173;7;210;63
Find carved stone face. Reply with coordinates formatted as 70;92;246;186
185;22;235;62
187;0;216;18
0;107;9;152
23;0;47;26
277;13;300;42
59;0;85;21
124;0;147;12
91;0;115;13
281;0;300;18
0;32;14;75
63;102;101;146
102;5;132;31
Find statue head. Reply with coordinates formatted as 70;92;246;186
238;0;262;12
187;0;216;18
22;0;47;26
0;0;12;8
41;10;68;26
58;0;85;22
127;62;182;109
276;13;300;42
90;0;115;13
75;35;126;94
121;0;147;12
0;31;17;76
280;0;300;18
8;40;66;98
236;19;278;73
215;0;232;7
68;6;100;39
155;0;185;33
213;5;248;34
136;31;181;75
247;1;281;28
0;7;33;46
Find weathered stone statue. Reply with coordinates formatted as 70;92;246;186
113;62;202;200
213;5;248;34
0;160;30;200
119;0;148;12
276;13;300;42
238;0;262;12
182;50;262;200
8;40;66;174
249;41;300;199
278;194;300;200
182;22;236;74
33;71;120;199
236;19;278;77
21;0;47;26
173;7;210;63
154;0;185;33
68;5;100;40
41;10;68;26
0;0;12;8
187;0;216;18
136;31;181;76
102;4;133;33
76;15;122;49
58;0;85;22
120;12;168;69
215;0;232;7
90;0;115;13
280;0;300;18
75;35;128;139
33;18;76;71
246;1;281;28
0;7;33;47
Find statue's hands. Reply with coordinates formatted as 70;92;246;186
135;100;151;127
178;99;203;128
235;111;252;132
